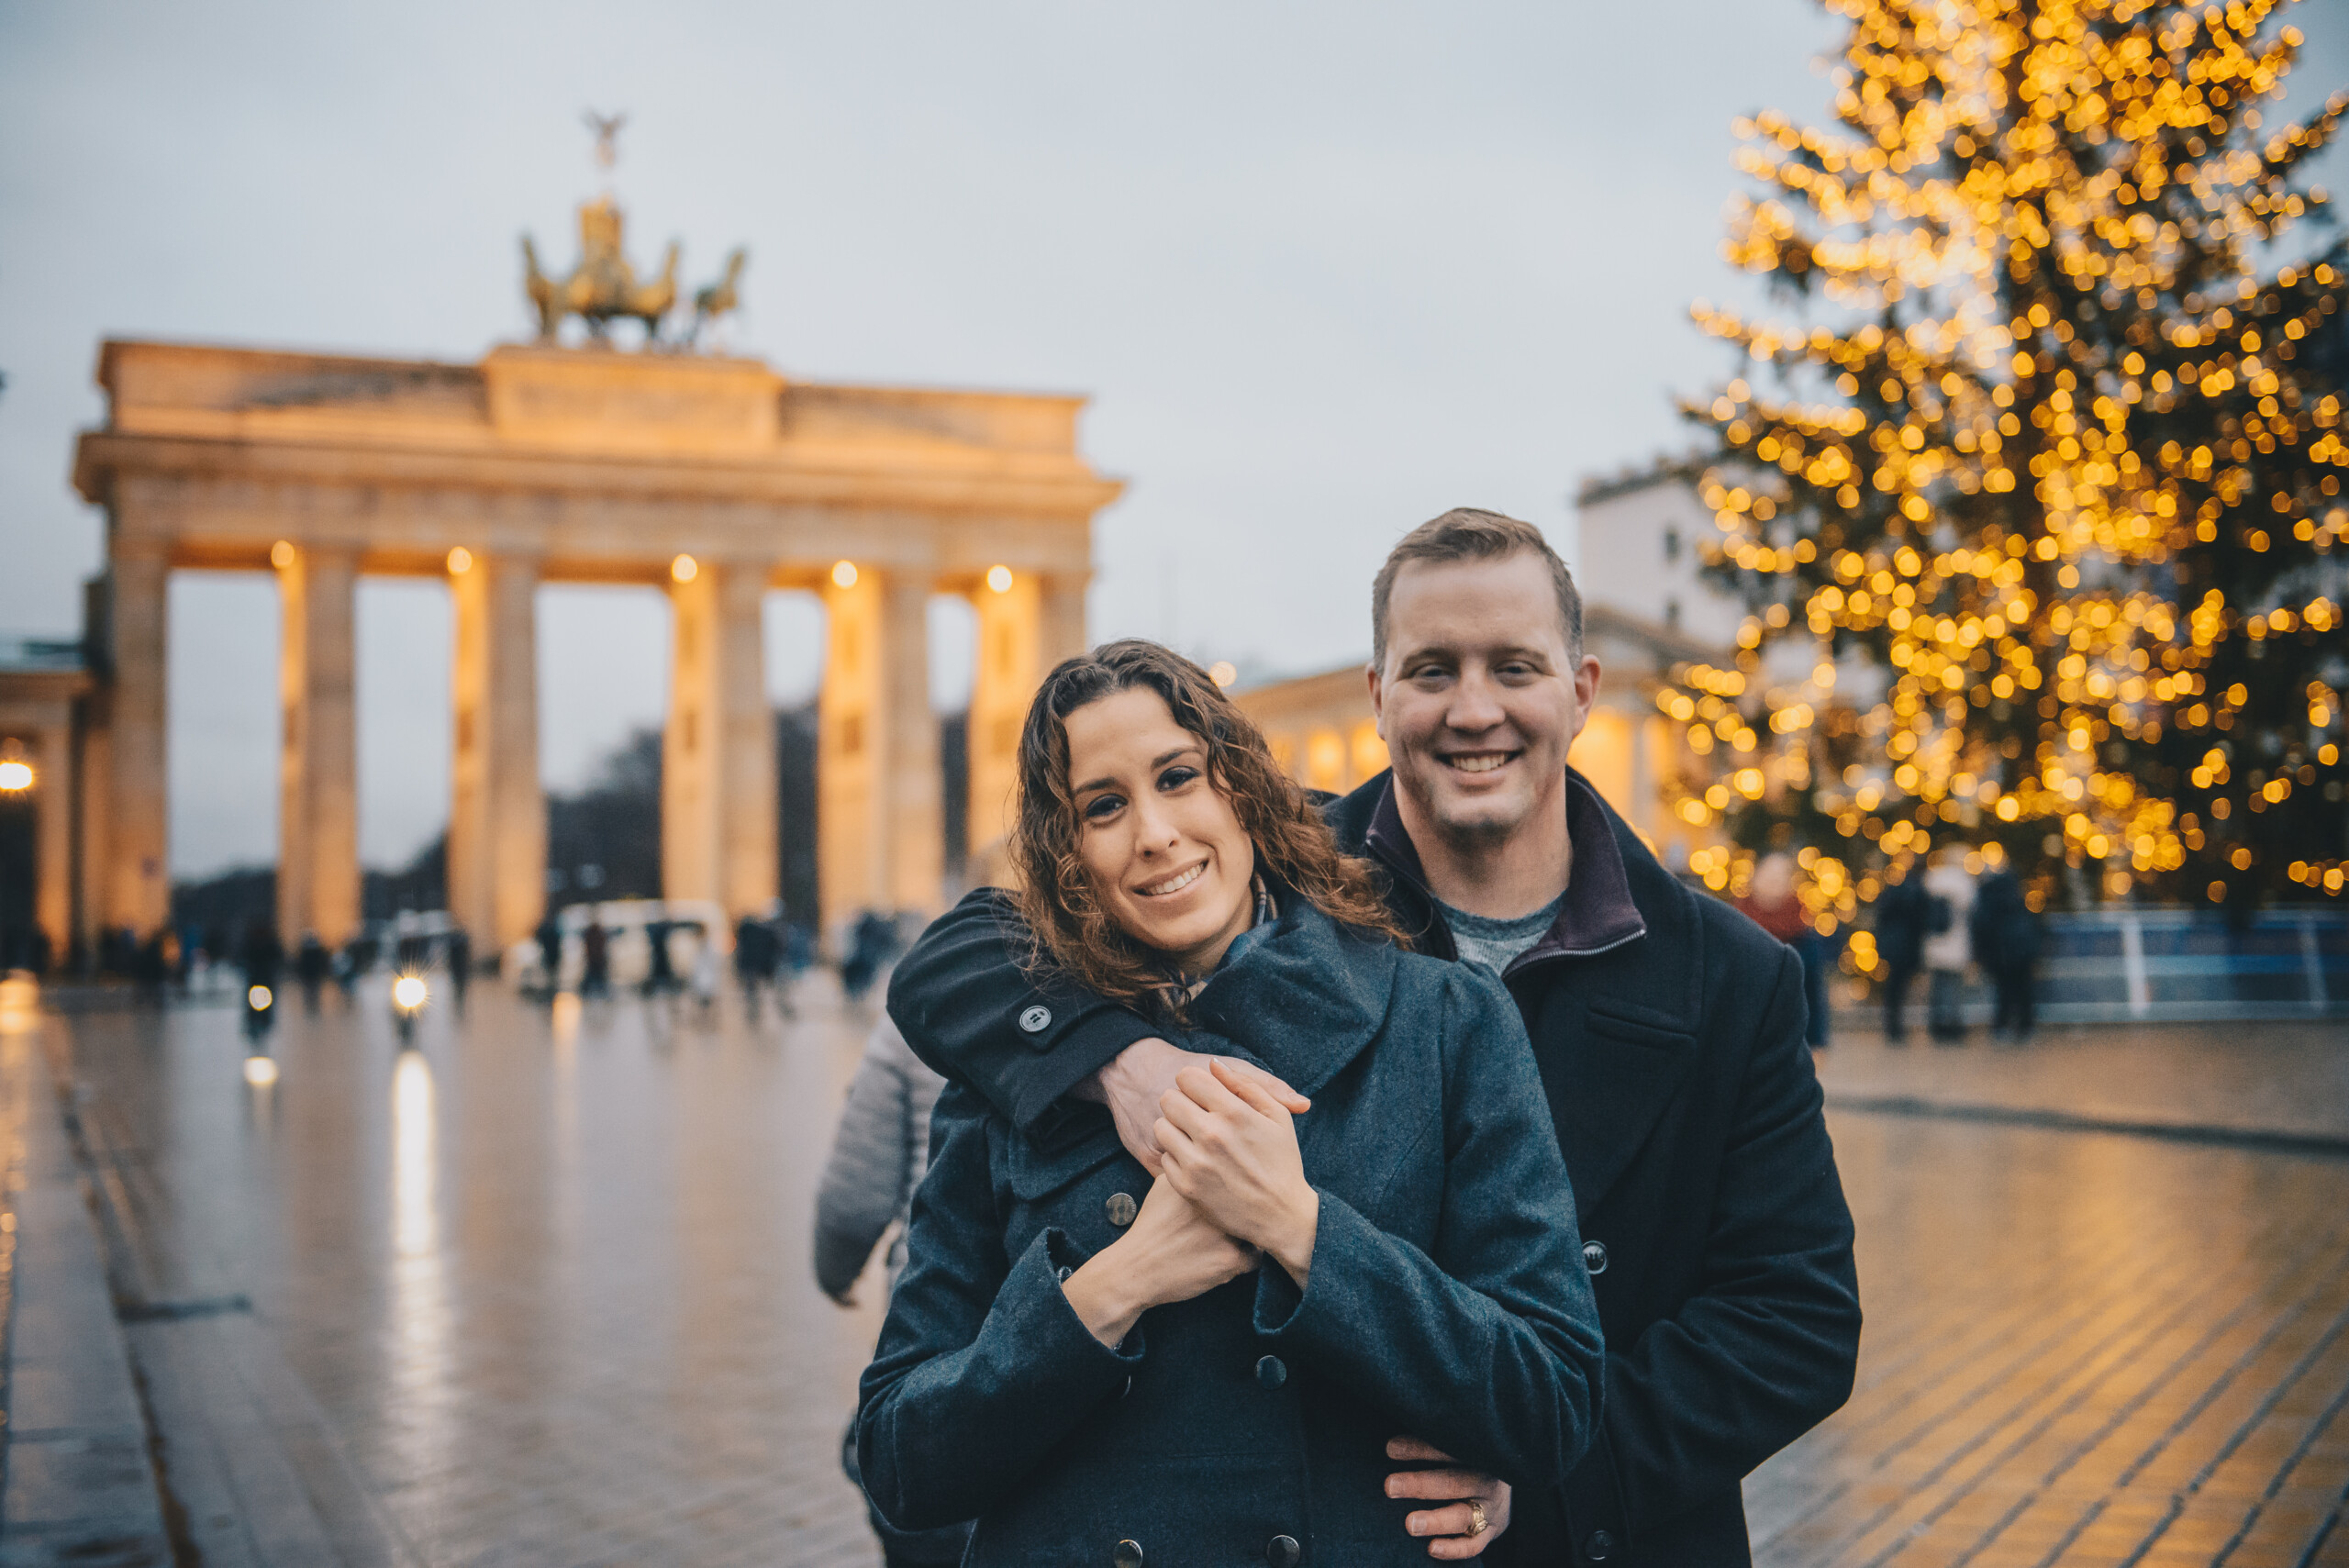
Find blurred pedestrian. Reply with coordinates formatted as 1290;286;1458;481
1970;851;2042;1042
642;917;678;997
239;919;284;998
734;911;778;1021
447;926;472;1012
1922;848;1976;1043
334;938;361;1005
1738;852;1834;1049
686;923;718;1021
296;932;329;1015
815;1014;967;1568
534;912;562;997
838;910;896;1004
581;917;611;999
1874;855;1930;1044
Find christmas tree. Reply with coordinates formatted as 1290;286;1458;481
1675;0;2349;932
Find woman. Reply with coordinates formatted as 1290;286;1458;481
858;641;1602;1565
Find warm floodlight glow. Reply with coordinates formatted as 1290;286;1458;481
446;546;473;575
248;984;273;1009
1208;662;1239;689
985;565;1014;594
270;540;295;569
831;560;859;589
0;761;31;792
243;1054;280;1087
393;974;429;1010
0;973;37;1035
671;553;698;584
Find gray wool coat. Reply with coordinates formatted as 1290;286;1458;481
857;895;1605;1568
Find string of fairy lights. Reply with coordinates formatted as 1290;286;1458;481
1664;0;2349;951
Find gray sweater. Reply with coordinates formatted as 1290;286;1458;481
814;1017;948;1302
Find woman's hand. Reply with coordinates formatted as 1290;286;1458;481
1062;1177;1257;1347
1154;1060;1320;1288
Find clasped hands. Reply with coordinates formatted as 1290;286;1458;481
1062;1056;1318;1348
1061;1040;1511;1558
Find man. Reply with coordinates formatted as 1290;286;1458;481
1969;850;2040;1042
1873;855;1929;1044
1921;848;1976;1043
889;509;1860;1566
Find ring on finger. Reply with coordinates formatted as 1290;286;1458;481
1466;1498;1487;1538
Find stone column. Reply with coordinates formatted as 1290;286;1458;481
1038;571;1090;671
278;545;361;947
33;720;73;962
105;551;170;938
449;552;545;955
662;562;775;917
817;567;881;935
817;566;942;934
881;572;941;915
966;572;1041;855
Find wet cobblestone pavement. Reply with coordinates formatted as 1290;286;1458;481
8;985;2348;1567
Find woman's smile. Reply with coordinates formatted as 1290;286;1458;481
1134;862;1208;898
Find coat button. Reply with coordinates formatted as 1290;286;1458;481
1114;1540;1144;1568
1256;1354;1287;1390
1106;1191;1139;1228
1267;1535;1300;1567
1583;1240;1609;1275
1057;1265;1074;1284
1585;1528;1614;1561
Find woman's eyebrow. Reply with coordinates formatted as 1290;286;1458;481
1151;746;1196;769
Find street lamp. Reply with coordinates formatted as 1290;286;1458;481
0;759;30;793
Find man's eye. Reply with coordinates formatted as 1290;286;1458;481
1083;795;1125;822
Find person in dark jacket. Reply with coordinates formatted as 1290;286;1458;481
1872;857;1932;1044
1968;853;2041;1041
860;640;1603;1567
888;510;1860;1567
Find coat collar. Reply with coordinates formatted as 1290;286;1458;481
1352;767;1647;967
1185;894;1397;1101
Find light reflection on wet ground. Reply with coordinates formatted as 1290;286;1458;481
43;986;2349;1568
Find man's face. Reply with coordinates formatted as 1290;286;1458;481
1368;552;1600;848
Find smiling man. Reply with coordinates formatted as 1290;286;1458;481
887;508;1860;1567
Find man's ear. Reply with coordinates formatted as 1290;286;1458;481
1567;655;1602;745
1365;660;1386;741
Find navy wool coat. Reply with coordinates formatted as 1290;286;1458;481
857;895;1605;1568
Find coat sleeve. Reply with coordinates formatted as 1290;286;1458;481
855;1083;1145;1531
811;1025;916;1302
1565;940;1862;1550
886;890;1163;1149
1250;970;1605;1490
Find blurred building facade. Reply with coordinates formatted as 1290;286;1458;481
45;338;1119;956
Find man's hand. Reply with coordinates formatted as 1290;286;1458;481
1085;1038;1308;1174
1386;1436;1511;1560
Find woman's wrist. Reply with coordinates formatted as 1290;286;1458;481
1062;1245;1145;1348
1264;1184;1321;1289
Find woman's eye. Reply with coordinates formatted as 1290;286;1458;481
1158;766;1200;791
1082;794;1124;822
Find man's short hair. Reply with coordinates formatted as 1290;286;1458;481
1371;507;1584;671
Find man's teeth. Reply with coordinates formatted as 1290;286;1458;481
1139;863;1207;897
1449;754;1511;774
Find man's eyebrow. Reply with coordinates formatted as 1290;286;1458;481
1072;744;1198;797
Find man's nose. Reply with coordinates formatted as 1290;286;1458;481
1447;669;1508;731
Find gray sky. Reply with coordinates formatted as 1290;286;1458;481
3;1;2341;877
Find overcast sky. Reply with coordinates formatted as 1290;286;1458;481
3;1;2342;877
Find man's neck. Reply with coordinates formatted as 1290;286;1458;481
1395;777;1575;920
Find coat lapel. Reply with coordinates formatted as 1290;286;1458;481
1187;899;1397;1100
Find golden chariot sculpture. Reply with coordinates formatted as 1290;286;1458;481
521;113;747;347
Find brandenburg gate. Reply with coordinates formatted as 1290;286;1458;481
68;339;1121;952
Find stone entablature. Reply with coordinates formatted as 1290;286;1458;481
71;339;1121;952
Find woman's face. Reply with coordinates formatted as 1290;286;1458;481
1063;686;1257;974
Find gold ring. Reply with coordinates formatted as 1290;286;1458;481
1466;1498;1488;1538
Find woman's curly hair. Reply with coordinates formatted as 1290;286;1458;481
1010;639;1405;1016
